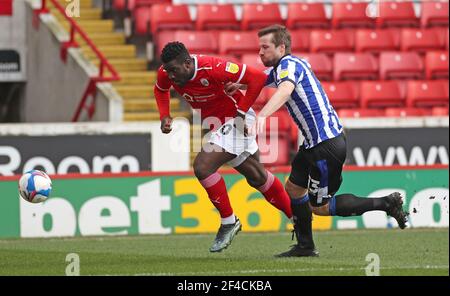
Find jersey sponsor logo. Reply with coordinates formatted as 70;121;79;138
280;69;289;79
200;78;209;86
225;62;239;74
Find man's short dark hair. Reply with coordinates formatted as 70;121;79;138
161;42;190;64
258;25;291;54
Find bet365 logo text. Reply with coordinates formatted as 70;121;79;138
65;0;80;18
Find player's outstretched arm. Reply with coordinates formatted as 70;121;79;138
237;66;267;114
253;81;295;135
154;85;172;133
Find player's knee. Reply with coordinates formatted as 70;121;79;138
193;159;213;180
285;181;307;199
246;169;266;188
312;204;330;216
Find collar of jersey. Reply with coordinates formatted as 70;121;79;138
273;53;292;71
190;55;198;81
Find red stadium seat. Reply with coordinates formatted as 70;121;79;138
295;53;332;81
333;53;379;81
241;4;283;31
421;1;449;28
241;54;266;72
432;106;449;116
425;51;449;79
156;30;176;55
355;29;400;53
310;30;354;53
401;28;444;52
377;1;419;28
114;0;171;11
406;80;449;108
332;2;375;28
379;52;424;80
286;3;329;29
134;6;152;35
219;31;259;56
196;4;239;31
322;81;360;109
150;4;194;35
360;81;405;108
290;30;311;53
338;108;384;118
173;31;218;55
384;107;429;117
260;110;293;166
0;0;12;15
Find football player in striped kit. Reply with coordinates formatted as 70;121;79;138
227;25;409;257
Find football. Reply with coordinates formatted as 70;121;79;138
18;170;52;203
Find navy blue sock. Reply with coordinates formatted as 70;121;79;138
328;194;388;216
291;195;314;247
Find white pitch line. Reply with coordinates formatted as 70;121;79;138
93;265;449;276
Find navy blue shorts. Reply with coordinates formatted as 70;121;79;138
288;133;347;207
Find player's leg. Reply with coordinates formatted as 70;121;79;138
308;134;409;229
276;147;318;257
233;151;292;219
193;145;242;252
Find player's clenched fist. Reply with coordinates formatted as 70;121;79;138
160;116;173;133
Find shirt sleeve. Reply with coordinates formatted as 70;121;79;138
265;68;277;88
154;66;172;120
276;59;304;87
155;66;172;91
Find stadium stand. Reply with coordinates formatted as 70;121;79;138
421;1;449;27
379;52;424;80
195;4;239;30
406;80;449;108
310;30;355;53
331;2;375;28
321;81;360;109
333;53;379;81
360;80;405;108
355;29;401;53
241;3;283;30
295;53;332;81
377;1;420;28
285;2;329;29
400;28;445;52
40;0;450;167
425;51;449;79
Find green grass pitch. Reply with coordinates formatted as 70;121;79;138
0;228;448;276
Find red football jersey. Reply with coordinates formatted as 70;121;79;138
156;55;248;124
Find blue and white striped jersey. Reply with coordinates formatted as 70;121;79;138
266;54;343;149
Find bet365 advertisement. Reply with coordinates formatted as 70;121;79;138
0;167;448;238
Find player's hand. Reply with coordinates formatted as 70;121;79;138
250;116;267;136
234;112;248;137
160;116;173;134
224;82;240;96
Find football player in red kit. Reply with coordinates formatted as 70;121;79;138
154;42;292;252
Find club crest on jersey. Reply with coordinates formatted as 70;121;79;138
225;62;239;74
200;78;209;86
